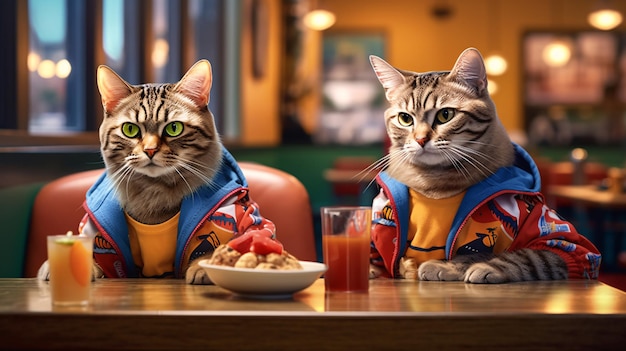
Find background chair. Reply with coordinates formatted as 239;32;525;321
324;156;377;206
22;162;316;277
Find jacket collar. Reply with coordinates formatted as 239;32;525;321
376;143;541;261
84;146;246;277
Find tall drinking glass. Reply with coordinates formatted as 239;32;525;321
47;234;94;306
321;206;371;293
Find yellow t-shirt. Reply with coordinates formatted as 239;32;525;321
405;189;466;264
405;189;514;266
126;212;179;278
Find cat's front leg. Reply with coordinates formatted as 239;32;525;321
418;259;465;281
185;257;213;285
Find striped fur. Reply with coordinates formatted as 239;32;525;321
416;249;568;283
370;48;514;199
371;48;568;283
96;60;222;224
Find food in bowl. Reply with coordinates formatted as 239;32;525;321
207;231;302;270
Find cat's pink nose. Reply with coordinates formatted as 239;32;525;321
145;148;158;158
415;137;428;147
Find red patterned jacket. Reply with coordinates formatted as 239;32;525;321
370;144;602;279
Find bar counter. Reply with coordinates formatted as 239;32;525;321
1;278;625;350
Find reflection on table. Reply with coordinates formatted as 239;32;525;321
1;278;625;350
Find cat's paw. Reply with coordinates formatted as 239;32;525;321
464;262;508;284
399;257;419;280
369;264;385;279
37;260;51;281
185;261;213;285
92;262;104;280
418;259;464;281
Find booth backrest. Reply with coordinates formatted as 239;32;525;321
22;162;316;277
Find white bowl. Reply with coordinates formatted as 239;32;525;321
197;260;327;298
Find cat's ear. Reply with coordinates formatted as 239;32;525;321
370;55;406;97
449;48;488;95
97;65;134;113
174;59;212;108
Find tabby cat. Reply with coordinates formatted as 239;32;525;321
367;48;601;283
39;60;275;284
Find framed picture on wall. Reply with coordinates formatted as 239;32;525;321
523;30;626;146
315;31;386;145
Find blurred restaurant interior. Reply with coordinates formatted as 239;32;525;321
1;0;626;286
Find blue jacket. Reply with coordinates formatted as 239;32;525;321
81;148;274;278
370;143;602;279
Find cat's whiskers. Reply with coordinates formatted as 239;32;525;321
115;165;136;200
385;148;414;178
359;153;392;193
176;158;216;185
444;144;496;179
172;167;196;200
438;148;472;181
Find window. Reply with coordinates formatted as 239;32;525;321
1;0;236;143
28;0;75;133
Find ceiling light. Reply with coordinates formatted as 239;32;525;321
588;9;623;30
542;40;572;67
487;79;498;95
484;54;508;76
588;1;623;30
303;9;336;31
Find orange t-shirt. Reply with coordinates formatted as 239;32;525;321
126;212;179;278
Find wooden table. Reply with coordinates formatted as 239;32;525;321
1;278;625;350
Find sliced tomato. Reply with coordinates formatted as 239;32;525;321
227;230;275;254
250;234;283;255
227;233;254;254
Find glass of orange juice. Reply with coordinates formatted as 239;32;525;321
47;234;94;306
321;206;371;293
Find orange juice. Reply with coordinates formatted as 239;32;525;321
47;235;93;306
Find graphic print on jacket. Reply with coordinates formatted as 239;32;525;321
367;48;601;283
38;60;276;284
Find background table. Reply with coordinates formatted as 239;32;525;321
549;184;626;269
1;278;625;350
549;185;626;207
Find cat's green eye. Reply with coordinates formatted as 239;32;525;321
397;112;414;127
435;108;456;124
164;121;184;137
121;122;140;138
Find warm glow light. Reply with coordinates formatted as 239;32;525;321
542;41;572;67
37;59;56;79
151;38;169;68
588;8;623;30
303;9;336;31
27;52;41;72
571;148;588;161
487;79;498;95
55;59;72;78
484;54;508;76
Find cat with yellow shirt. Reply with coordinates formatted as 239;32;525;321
368;48;601;283
39;60;275;284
